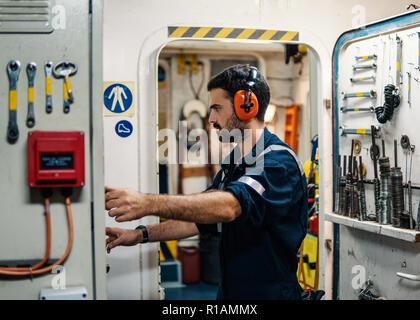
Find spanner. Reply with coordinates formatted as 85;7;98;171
53;61;77;104
352;63;377;71
44;61;53;113
63;81;71;113
26;62;36;128
350;76;376;83
7;60;21;143
342;90;377;100
340;125;381;137
355;54;377;61
340;106;375;113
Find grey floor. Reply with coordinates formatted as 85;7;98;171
163;281;219;300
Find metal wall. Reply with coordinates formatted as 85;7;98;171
331;10;420;299
0;0;106;300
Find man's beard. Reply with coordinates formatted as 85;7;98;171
217;113;245;143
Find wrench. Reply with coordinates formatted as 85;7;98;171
342;90;377;100
340;125;380;137
63;81;71;113
350;76;376;83
44;61;53;113
407;72;411;107
396;36;403;85
352;63;377;71
26;62;36;128
355;54;377;61
53;61;77;104
340;106;375;113
7;60;21;143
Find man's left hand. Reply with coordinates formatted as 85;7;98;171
105;186;148;222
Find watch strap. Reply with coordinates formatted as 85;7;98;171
135;225;148;244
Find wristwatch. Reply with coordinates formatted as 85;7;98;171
135;225;149;244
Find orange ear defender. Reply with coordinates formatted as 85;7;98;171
233;66;259;121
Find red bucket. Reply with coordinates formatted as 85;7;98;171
178;246;200;284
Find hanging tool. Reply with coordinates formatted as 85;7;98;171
345;154;353;217
340;125;380;137
53;61;77;111
417;32;420;71
401;135;415;228
340;106;375;113
350;76;376;83
339;155;348;215
405;143;415;229
370;125;380;222
401;135;410;149
353;139;362;154
379;140;392;225
342;90;377;100
26;62;36;128
358;156;367;221
44;61;53;113
375;84;400;124
335;155;341;213
352;156;359;219
390;140;403;228
396;36;403;86
407;72;412;107
352;63;377;71
62;81;71;113
7;60;21;143
355;54;377;61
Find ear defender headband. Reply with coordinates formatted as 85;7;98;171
233;66;259;121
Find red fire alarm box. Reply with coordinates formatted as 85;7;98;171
28;131;85;188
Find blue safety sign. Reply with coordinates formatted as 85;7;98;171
115;120;133;138
104;83;133;113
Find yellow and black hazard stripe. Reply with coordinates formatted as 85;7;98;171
168;26;299;41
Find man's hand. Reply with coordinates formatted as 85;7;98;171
106;227;142;253
105;186;149;222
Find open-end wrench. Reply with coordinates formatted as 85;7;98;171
350;76;376;83
7;60;21;143
355;54;377;61
342;90;377;100
44;61;53;113
407;72;412;107
53;61;77;104
396;36;403;85
353;63;377;71
340;125;380;137
63;81;71;113
417;32;420;71
26;62;36;128
340;106;375;113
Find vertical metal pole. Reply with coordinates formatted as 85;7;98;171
407;72;411;107
418;33;420;69
396;36;402;86
394;139;398;168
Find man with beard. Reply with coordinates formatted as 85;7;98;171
105;65;308;300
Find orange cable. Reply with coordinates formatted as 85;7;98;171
0;198;52;272
0;197;73;276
